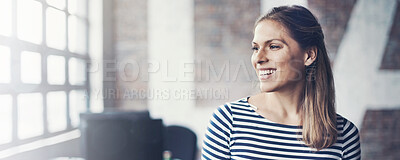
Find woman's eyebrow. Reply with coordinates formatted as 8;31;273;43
252;39;288;46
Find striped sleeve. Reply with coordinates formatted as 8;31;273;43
342;119;361;160
201;104;233;160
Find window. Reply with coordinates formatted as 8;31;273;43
47;55;66;85
46;7;66;50
20;51;42;84
47;91;67;133
0;46;11;83
17;0;43;44
18;93;44;139
0;0;90;149
0;95;12;144
0;0;12;37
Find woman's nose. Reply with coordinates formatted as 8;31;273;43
256;49;268;64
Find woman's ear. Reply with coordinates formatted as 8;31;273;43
304;46;317;66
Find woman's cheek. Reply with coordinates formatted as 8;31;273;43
251;54;257;68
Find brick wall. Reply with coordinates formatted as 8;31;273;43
307;0;357;61
110;0;262;109
194;0;260;107
360;109;400;159
380;2;400;70
110;0;359;108
113;0;148;110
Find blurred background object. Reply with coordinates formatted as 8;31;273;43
0;0;399;159
163;125;197;160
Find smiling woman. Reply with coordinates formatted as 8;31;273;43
201;5;361;160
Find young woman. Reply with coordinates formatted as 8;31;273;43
202;5;361;160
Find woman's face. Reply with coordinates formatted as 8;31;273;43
251;20;307;93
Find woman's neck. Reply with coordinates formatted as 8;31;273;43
260;81;304;117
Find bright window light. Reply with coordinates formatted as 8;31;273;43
17;0;43;44
46;0;66;10
47;55;66;85
0;130;80;159
18;93;44;139
21;51;41;84
0;45;11;83
0;95;12;144
0;0;12;36
68;58;86;85
47;91;67;133
69;90;87;127
68;15;87;54
68;0;87;17
46;7;66;50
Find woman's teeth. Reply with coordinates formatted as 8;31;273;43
259;70;276;76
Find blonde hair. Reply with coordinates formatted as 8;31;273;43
255;5;337;150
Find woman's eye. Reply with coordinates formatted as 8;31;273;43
251;47;259;51
270;45;281;50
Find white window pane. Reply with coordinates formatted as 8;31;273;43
46;0;66;10
69;90;87;127
0;45;11;83
68;0;86;17
0;0;12;36
68;58;86;85
68;15;87;54
17;0;43;44
47;55;65;85
0;95;12;144
18;93;43;139
47;91;67;133
21;51;41;84
46;8;66;50
47;55;66;85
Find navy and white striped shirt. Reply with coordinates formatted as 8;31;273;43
202;97;361;160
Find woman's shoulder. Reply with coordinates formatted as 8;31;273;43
213;96;253;115
336;114;360;136
335;114;361;158
223;96;253;110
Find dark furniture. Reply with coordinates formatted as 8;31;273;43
80;111;163;160
164;125;197;160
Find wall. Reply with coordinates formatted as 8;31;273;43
109;0;262;148
307;0;356;60
333;0;400;158
360;109;400;159
380;3;400;70
112;0;148;110
334;0;400;128
147;0;195;124
194;0;260;108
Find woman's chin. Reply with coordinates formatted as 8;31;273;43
259;83;278;93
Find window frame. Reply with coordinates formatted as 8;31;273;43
0;0;90;150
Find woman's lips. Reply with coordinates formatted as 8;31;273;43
258;68;276;80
